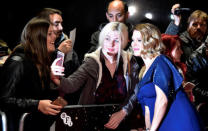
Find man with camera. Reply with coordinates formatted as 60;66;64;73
165;4;208;128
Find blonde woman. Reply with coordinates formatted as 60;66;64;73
131;23;204;131
51;22;142;130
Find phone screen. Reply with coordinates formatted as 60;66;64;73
56;51;65;66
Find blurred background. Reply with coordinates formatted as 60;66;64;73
0;0;207;61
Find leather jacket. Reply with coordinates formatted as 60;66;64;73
0;44;58;131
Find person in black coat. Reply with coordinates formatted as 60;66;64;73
0;17;63;131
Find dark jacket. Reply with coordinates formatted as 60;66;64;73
0;44;58;131
59;48;141;115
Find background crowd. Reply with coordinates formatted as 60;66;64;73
0;0;208;131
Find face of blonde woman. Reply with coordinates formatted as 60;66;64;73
131;30;144;57
47;25;56;53
102;31;121;56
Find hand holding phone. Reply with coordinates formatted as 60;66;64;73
51;57;65;76
57;51;65;66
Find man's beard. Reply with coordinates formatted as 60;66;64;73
188;28;205;42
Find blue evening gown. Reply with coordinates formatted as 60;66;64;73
137;55;204;131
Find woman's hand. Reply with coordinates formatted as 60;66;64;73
104;109;127;129
38;100;63;115
183;82;195;102
51;57;65;85
51;57;65;76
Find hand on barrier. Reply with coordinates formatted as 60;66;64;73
104;109;127;129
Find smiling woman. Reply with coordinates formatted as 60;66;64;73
132;23;204;131
47;25;56;53
0;17;62;131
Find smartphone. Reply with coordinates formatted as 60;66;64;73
56;51;65;66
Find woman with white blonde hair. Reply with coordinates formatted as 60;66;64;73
51;22;142;130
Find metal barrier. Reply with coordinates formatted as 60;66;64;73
18;113;29;131
0;110;7;131
17;104;119;131
55;104;119;131
18;112;56;131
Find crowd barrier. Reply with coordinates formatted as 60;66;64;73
18;113;30;131
54;104;119;131
0;110;7;131
8;104;144;131
18;104;119;131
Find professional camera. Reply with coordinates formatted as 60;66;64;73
174;8;191;15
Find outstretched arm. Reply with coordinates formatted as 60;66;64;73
171;4;181;26
165;3;181;35
150;85;168;131
104;86;139;129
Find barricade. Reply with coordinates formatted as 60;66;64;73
55;104;119;131
0;110;7;131
18;104;143;131
18;113;29;131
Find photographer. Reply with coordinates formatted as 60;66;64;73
165;3;208;128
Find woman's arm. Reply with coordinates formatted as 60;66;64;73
59;57;99;93
104;84;139;129
150;85;168;131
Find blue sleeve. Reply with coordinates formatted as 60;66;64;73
153;62;172;97
153;56;183;97
165;21;180;35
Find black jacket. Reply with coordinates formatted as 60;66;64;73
0;44;58;131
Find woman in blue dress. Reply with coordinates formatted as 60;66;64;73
131;23;204;131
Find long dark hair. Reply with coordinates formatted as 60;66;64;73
21;17;51;88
